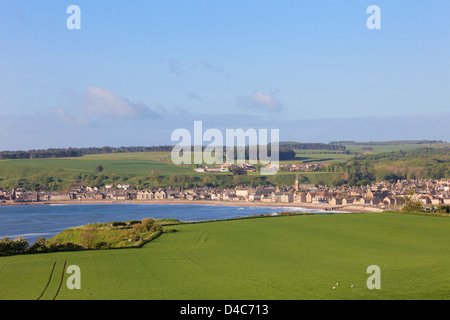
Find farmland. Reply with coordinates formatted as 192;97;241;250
0;152;192;191
0;141;448;191
0;150;344;190
0;211;449;300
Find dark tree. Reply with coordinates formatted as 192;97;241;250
231;167;247;175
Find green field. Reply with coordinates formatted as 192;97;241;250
343;141;450;153
0;152;193;191
279;150;353;164
1;211;449;300
0;153;190;175
0;141;448;191
0;151;345;190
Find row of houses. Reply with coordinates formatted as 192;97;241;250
194;163;256;173
3;178;450;209
136;186;449;207
4;188;127;202
279;163;330;172
0;187;404;207
6;189;75;202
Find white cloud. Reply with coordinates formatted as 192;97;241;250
83;86;159;119
53;107;91;127
236;90;283;113
53;86;160;127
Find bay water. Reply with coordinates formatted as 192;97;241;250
0;203;330;244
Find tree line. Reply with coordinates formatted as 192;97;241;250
330;140;443;146
278;142;346;151
0;145;297;161
318;147;450;186
0;146;175;159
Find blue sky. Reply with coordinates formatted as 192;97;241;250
1;1;449;150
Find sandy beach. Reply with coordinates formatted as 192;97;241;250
0;199;384;213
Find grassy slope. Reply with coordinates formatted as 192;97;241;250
0;212;449;300
0;153;193;190
0;151;345;189
1;142;445;190
0;156;190;175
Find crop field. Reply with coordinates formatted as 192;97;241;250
0;150;345;190
344;142;450;154
0;154;191;176
1;211;449;300
278;151;351;164
0;152;194;190
0;142;447;190
0;149;352;176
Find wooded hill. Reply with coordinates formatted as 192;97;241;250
319;147;450;186
0;146;175;159
277;142;346;151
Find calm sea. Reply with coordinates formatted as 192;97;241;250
0;203;329;244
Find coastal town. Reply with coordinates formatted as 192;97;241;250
2;177;450;211
193;162;329;173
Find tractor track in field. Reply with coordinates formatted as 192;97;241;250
194;232;209;247
194;232;205;247
37;261;57;300
179;251;289;295
52;260;67;300
36;260;67;300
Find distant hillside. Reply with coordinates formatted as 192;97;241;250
0;146;175;160
278;142;346;151
330;140;445;146
2;140;446;160
320;147;450;186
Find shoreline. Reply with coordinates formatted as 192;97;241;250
0;199;384;213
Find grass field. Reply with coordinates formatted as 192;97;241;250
1;211;449;300
0;152;194;190
344;142;450;154
0;154;190;176
280;150;353;164
0;141;447;190
0;151;346;190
